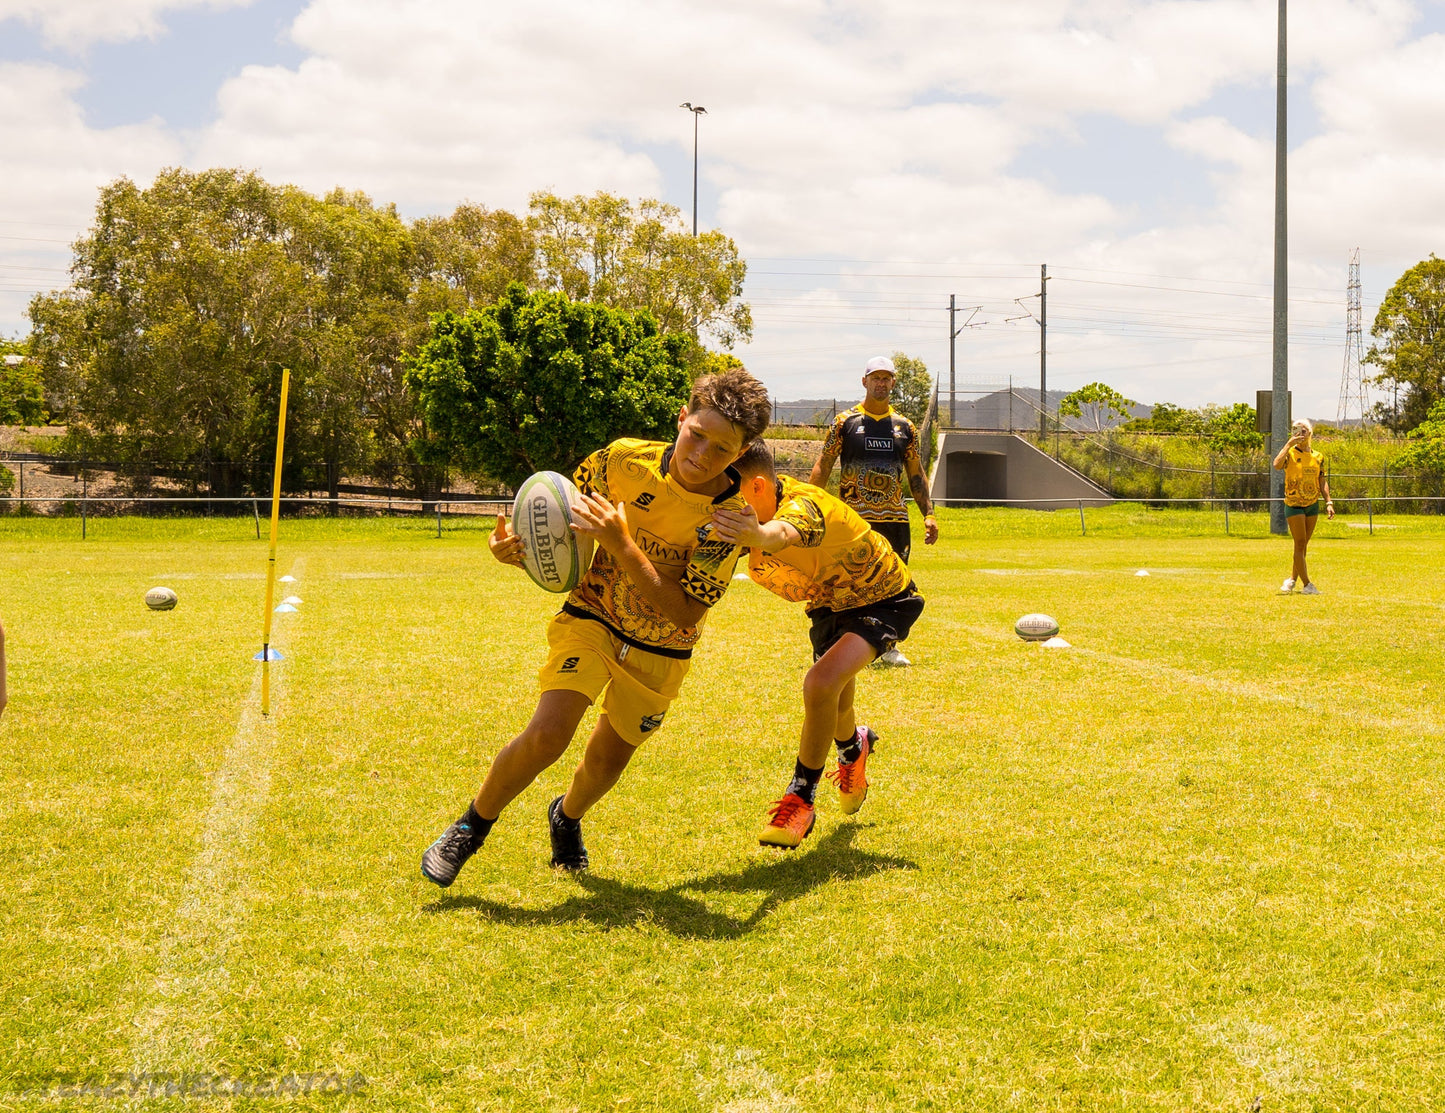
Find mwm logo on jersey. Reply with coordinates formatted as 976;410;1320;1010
558;656;580;674
632;491;655;510
865;436;894;452
635;529;688;564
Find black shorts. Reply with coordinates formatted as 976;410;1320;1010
867;520;912;564
808;584;925;661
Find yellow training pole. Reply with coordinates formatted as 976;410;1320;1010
261;369;291;716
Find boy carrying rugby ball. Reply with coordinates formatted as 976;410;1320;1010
421;369;771;885
710;441;925;847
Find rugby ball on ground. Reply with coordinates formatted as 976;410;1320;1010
1014;613;1059;641
145;586;178;611
511;471;595;593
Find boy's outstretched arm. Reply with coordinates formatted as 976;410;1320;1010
710;505;800;554
570;492;710;630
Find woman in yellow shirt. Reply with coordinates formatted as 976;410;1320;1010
1272;419;1334;594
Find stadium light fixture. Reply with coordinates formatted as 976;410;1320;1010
679;102;707;236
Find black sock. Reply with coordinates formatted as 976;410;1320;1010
462;804;494;845
786;759;825;806
836;731;862;764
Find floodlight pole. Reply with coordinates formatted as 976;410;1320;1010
680;102;707;236
1269;0;1289;536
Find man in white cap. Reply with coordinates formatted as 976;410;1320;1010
809;355;937;666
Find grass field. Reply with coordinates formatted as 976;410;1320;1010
3;507;1442;1111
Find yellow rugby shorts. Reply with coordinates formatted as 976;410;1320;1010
538;613;690;746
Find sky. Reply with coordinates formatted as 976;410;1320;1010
3;0;1445;419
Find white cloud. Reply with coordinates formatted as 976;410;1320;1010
0;61;180;329
0;0;251;49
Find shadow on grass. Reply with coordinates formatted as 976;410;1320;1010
424;823;915;939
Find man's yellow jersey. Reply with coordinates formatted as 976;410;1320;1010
818;405;922;524
565;439;743;658
1283;446;1326;507
747;477;911;613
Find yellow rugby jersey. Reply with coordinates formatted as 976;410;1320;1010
1283;446;1326;507
747;477;911;613
564;439;744;658
818;405;922;524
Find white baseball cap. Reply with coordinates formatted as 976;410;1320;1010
864;356;895;376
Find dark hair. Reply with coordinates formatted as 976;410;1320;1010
689;367;771;442
732;439;776;479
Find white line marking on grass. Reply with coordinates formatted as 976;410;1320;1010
958;622;1444;737
129;559;304;1072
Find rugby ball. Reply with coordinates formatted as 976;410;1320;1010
1014;613;1059;641
511;471;595;593
145;586;178;611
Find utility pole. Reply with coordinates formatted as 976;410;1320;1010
1039;264;1049;439
1269;0;1289;536
946;295;983;427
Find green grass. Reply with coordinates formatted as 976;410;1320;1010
3;510;1443;1111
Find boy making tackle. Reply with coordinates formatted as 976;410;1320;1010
421;369;772;885
711;441;925;847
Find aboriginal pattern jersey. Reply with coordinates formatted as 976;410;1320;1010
1283;447;1326;507
747;477;911;614
818;406;921;524
567;439;744;656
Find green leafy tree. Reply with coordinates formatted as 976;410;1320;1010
406;284;691;487
27;169;420;496
0;337;47;425
28;169;306;489
282;188;420;502
889;352;934;426
1124;401;1204;434
1206;402;1263;453
411;203;536;316
1059;381;1136;432
1366;255;1445;432
1395;397;1445;478
528;191;752;350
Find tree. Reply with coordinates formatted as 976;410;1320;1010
282;187;420;503
889;352;933;426
1395;397;1445;479
28;169;307;489
411;203;536;316
1123;401;1204;434
0;337;46;425
1059;382;1136;432
1366;255;1445;433
1205;403;1263;453
406;284;691;487
528;191;752;350
27;169;420;496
